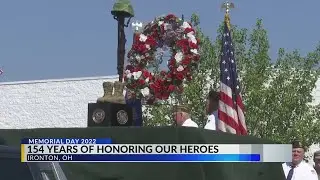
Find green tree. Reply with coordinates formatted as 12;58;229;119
142;14;320;147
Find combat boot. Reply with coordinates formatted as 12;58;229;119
112;81;126;104
97;82;114;103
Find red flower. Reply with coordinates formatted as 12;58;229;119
176;39;190;53
138;79;145;85
146;37;157;47
142;70;151;78
162;92;170;99
182;56;191;65
150;79;163;93
168;85;175;92
165;14;176;21
135;44;148;53
184;28;194;34
175;73;184;81
176;39;188;47
189;42;198;49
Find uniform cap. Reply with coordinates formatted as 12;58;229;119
173;104;191;113
292;140;305;150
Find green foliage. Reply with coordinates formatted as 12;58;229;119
142;14;320;147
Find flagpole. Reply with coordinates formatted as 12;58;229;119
221;1;234;30
218;1;248;135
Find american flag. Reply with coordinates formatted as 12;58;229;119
217;16;247;135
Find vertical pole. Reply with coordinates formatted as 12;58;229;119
117;17;126;82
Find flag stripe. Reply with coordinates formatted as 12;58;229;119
217;119;237;134
217;16;247;135
218;109;238;131
218;100;239;124
219;84;235;109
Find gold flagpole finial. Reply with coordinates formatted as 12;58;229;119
221;1;234;29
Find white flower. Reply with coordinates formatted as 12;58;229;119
145;77;149;83
174;52;183;63
187;31;194;36
139;34;147;42
181;22;191;29
141;87;150;97
125;70;132;78
177;65;184;72
187;33;197;44
158;21;164;26
125;69;131;74
126;73;132;79
190;49;198;54
132;71;142;80
146;44;151;50
190;37;197;44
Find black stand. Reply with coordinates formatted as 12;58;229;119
87;102;134;127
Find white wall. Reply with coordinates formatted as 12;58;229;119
1;75;319;163
0;76;118;129
1;76;320;129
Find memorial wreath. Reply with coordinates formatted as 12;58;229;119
124;14;200;104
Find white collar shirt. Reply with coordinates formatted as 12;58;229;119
182;119;198;128
282;161;318;180
204;111;218;130
204;114;216;130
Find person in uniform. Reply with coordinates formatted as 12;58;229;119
173;104;198;128
282;140;318;180
314;150;320;179
204;90;219;130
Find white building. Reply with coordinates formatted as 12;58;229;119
0;76;118;129
1;75;319;129
0;75;319;163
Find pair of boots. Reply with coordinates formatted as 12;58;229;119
97;81;125;104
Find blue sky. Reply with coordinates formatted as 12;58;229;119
0;0;319;82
